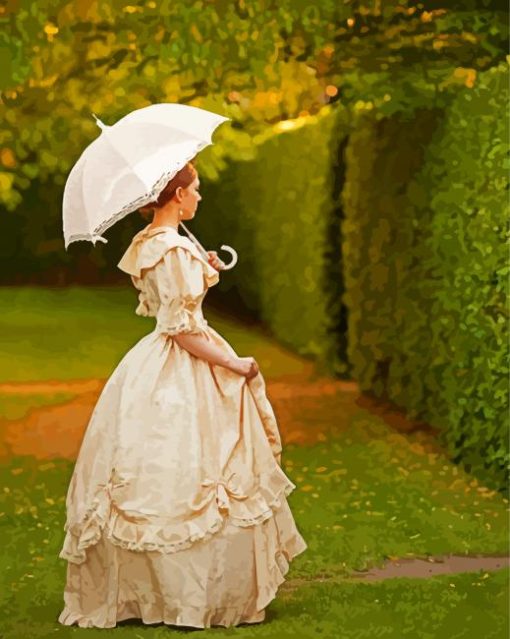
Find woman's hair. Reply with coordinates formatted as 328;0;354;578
139;160;198;219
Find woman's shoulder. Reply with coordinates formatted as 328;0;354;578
153;232;210;270
153;229;196;252
117;227;210;277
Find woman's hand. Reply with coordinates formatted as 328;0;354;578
207;250;225;271
228;356;260;380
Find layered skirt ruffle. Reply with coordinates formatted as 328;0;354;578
58;495;307;629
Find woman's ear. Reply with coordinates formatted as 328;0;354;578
174;186;184;202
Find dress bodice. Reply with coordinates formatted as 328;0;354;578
117;225;220;336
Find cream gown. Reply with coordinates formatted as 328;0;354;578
57;224;308;629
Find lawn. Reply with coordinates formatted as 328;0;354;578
0;286;508;637
0;286;309;382
0;448;508;638
0;392;77;421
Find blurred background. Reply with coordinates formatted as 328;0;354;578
0;3;509;634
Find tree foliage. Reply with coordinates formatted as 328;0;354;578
0;0;507;209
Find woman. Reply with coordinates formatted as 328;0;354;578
57;161;308;629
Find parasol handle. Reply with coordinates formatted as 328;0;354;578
217;244;238;270
178;222;238;271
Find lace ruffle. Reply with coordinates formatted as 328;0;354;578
154;300;209;336
59;484;112;565
59;465;296;565
133;296;210;336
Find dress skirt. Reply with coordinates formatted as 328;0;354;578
57;324;308;629
58;496;305;628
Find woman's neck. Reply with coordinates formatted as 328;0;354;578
149;207;181;230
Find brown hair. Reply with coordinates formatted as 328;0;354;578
139;161;198;219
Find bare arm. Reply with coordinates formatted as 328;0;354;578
173;332;259;380
173;332;235;370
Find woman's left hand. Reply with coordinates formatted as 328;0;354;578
207;250;224;271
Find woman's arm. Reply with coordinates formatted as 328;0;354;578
173;332;236;370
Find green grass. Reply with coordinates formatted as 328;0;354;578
262;569;509;639
1;286;508;635
0;286;308;382
0;392;77;421
1;570;508;638
0;434;508;638
285;420;509;574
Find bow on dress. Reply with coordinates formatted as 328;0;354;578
97;467;129;501
200;472;249;513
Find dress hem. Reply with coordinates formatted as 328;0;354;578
57;527;307;629
58;602;267;629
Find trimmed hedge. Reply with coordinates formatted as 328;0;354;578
342;62;509;489
196;105;352;376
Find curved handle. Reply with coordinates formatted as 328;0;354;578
218;244;238;271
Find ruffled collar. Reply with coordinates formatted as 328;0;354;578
117;224;219;286
130;224;180;243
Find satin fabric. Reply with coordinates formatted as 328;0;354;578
57;225;307;628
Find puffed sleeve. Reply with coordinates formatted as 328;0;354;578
153;246;209;336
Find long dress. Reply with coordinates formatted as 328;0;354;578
57;224;308;629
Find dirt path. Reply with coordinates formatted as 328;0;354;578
1;375;509;582
0;373;363;459
0;365;456;459
346;553;510;581
0;370;444;460
0;379;105;395
280;554;510;590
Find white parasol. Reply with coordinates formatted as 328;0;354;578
62;102;238;269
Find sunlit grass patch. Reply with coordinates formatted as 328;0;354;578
0;286;308;383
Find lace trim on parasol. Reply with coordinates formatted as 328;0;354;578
64;142;208;250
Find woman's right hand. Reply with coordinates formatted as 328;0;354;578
228;356;260;380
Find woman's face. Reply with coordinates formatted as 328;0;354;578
181;176;201;218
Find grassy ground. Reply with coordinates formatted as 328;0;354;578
0;392;77;421
0;287;508;637
0;286;309;382
0;451;508;638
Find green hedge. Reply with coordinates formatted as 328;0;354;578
195;105;352;375
342;62;509;489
